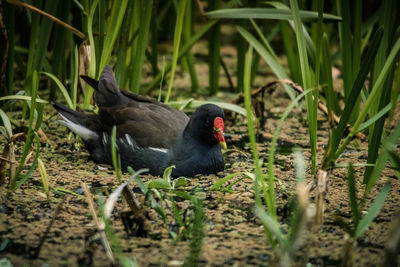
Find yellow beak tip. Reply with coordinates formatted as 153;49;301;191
220;141;227;150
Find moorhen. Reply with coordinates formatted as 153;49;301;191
54;66;226;177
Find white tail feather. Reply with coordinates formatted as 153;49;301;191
58;114;98;141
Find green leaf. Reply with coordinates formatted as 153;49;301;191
163;165;175;181
0;127;8;139
38;158;49;199
210;172;246;191
205;8;341;22
355;182;391;238
171;197;184;227
127;167;149;194
173;177;189;188
173;190;194;201
0;108;12;139
148;179;171;190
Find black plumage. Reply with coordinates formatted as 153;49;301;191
54;66;226;177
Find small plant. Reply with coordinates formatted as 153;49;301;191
340;164;392;266
0;71;46;198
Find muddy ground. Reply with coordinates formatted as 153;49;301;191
1;33;400;266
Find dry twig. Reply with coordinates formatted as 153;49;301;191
82;183;115;264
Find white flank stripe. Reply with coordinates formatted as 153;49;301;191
148;147;168;154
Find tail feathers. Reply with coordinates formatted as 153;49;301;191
53;102;98;141
99;65;120;96
80;65;128;107
53;102;87;124
80;75;99;90
80;66;118;95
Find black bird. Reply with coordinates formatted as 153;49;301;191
54;66;226;177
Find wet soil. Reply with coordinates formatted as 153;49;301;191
1;33;400;266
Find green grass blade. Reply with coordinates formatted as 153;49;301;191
267;2;317;70
335;36;400;160
38;158;49;199
364;1;399;185
320;34;340;115
364;122;400;197
12;70;40;190
347;163;360;229
243;46;264;207
254;206;287;248
279;21;301;83
127;167;148;194
237;26;296;101
236;18;248;92
355;182;391;238
42;72;73;108
0;95;48;104
31;1;58;73
357;103;393;132
98;0;128;73
72;46;79;109
13;135;41;191
182;0;199;93
185;197;205;266
130;0;153;93
313;0;324;106
111;126;122;184
352;0;362;80
333;27;383;135
337;0;353;100
289;0;317;174
143;20;217;94
205;8;341;22
208;0;222;95
4;3;15;95
83;0;98;108
164;0;188;103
